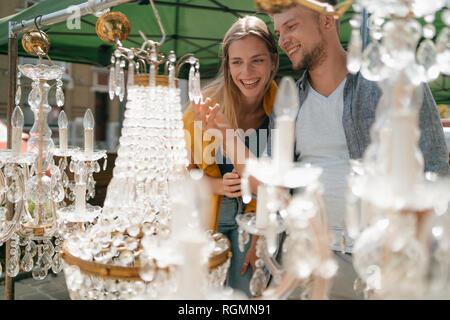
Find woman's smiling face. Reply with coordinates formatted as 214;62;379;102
228;35;275;104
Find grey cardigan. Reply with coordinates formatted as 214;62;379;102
267;72;450;176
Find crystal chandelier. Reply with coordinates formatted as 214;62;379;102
239;77;337;299
60;4;231;300
0;22;107;281
343;1;450;299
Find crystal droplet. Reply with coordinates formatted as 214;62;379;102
32;264;47;280
423;23;436;39
52;254;63;273
249;268;267;296
193;71;202;104
238;230;249;252
149;64;156;87
109;65;115;100
443;9;450;27
436;27;450;75
168;64;175;89
21;253;33;272
6;257;19;277
119;69;125;102
7;181;23;203
56;87;65;107
28;85;42;109
127;62;134;87
347;29;362;74
62;170;69;188
40;253;53;271
361;42;388;81
114;60;121;96
26;240;37;257
103;158;107;171
15;85;21;105
416;39;440;82
140;261;156;282
94;161;100;173
51;181;65;202
188;64;195;101
43;240;55;256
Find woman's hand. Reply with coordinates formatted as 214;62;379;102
241;236;258;276
194;98;232;132
222;169;241;198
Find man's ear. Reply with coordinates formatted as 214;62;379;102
320;14;336;33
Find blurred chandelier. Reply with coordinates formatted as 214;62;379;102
344;0;450;299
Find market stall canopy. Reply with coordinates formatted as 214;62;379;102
0;0;448;104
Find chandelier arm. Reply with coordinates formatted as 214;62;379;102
148;0;166;47
253;272;303;300
260;240;284;277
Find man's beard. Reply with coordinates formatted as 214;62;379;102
292;38;327;72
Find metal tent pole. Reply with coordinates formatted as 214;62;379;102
10;0;133;35
5;21;17;301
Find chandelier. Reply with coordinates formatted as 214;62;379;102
60;3;231;300
0;16;108;282
343;0;450;299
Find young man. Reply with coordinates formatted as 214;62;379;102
267;2;449;299
195;1;448;300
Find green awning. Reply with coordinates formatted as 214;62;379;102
0;0;448;104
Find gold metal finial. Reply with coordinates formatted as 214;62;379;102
21;30;51;56
255;0;354;19
95;11;131;43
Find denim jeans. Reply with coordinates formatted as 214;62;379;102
217;196;253;297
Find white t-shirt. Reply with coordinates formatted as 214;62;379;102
295;79;353;252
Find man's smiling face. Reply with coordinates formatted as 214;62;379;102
273;5;327;71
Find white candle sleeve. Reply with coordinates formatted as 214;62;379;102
84;128;94;153
59;127;68;152
391;113;419;195
273;116;295;170
75;183;86;214
255;185;269;228
178;241;206;299
12;127;22;155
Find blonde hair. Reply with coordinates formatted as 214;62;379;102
200;16;279;129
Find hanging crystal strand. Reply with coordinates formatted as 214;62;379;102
149;64;156;87
436;26;449;75
193;62;202;104
55;78;64;107
119;67;125;102
15;71;21;106
423;13;436;39
127;61;135;87
109;56;115;100
347;14;363;74
149;46;157;87
168;51;176;89
416;39;439;82
417;13;439;82
115;58;121;96
188;62;195;101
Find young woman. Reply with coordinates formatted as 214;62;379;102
183;16;279;297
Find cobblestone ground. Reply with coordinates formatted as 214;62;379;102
0;272;70;300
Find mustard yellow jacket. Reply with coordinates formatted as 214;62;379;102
182;81;278;231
